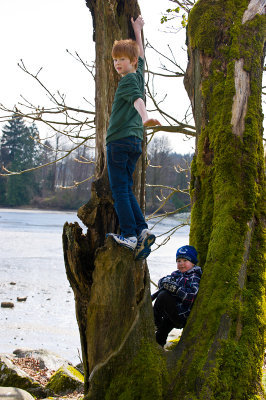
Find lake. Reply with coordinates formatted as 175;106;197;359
0;208;190;364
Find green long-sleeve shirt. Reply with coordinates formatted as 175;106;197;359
106;57;144;145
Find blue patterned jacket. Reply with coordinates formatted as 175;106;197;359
158;265;202;318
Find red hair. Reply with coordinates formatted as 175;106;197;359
112;39;140;66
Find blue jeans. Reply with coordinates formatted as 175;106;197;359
107;136;148;237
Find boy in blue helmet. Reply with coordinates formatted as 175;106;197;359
153;245;202;347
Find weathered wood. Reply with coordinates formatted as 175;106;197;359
63;223;158;397
242;0;266;23
231;58;250;137
62;1;162;398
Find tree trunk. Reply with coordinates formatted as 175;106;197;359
169;0;265;398
63;0;265;398
62;1;160;398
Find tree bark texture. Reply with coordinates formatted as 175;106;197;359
62;1;161;398
63;0;265;399
63;224;162;398
171;0;266;399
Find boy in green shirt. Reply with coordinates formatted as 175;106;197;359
106;15;161;260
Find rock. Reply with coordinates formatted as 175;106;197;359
0;387;35;400
12;349;70;371
16;298;27;302
0;355;52;398
10;282;16;286
75;362;84;374
1;302;14;308
45;365;84;395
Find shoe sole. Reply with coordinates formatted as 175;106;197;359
107;234;136;251
135;234;156;260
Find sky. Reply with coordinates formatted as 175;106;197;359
0;1;212;154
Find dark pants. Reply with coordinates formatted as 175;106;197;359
107;136;148;238
153;290;186;346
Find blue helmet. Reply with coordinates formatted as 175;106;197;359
176;245;198;265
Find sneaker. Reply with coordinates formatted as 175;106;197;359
106;233;137;251
134;229;156;260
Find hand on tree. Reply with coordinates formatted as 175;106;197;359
143;119;161;127
131;15;144;33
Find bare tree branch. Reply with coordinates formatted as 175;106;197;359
169;0;195;13
0;137;89;177
145;124;196;137
60;174;95;190
146;40;186;75
66;49;95;79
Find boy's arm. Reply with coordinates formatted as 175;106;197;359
131;16;144;58
161;273;201;303
134;98;161;126
158;275;172;289
132;16;161;127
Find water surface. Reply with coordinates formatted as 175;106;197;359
0;208;189;364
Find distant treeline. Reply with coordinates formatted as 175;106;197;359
146;136;192;214
0;114;93;210
0;114;192;212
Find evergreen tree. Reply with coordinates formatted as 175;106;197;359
1;114;27;167
0;175;7;205
0;114;41;206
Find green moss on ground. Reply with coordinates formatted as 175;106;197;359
46;364;84;395
0;358;50;397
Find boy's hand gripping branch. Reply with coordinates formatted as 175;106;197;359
143;119;161;127
133;98;161;127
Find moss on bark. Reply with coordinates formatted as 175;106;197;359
169;0;266;398
104;342;169;400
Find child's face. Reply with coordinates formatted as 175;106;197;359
113;56;137;77
177;258;194;273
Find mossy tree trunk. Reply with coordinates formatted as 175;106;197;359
62;1;161;399
166;0;266;399
63;0;265;399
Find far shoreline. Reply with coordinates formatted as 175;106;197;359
0;205;79;212
0;206;79;213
